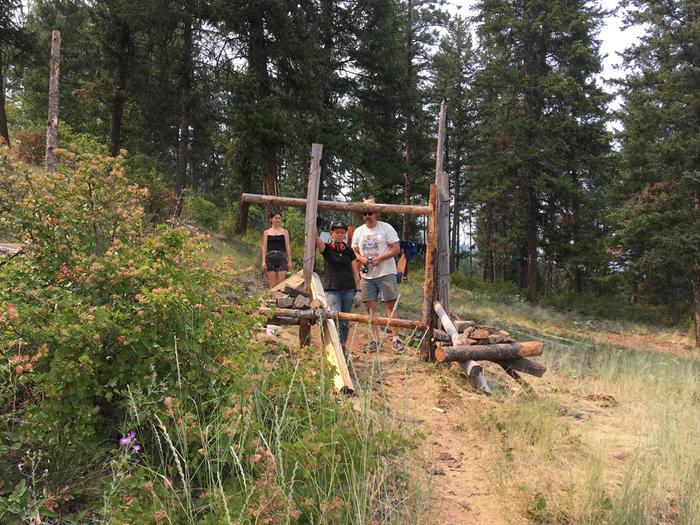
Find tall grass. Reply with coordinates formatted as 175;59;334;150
100;343;425;524
451;288;700;524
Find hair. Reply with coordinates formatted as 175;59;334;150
269;211;282;219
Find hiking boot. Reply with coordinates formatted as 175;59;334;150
392;336;405;351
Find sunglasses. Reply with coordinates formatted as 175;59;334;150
362;212;374;217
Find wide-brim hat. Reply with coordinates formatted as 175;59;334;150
330;221;348;231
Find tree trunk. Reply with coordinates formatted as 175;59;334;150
667;287;679;326
0;56;9;147
234;151;253;234
693;188;700;347
525;180;538;302
172;16;193;218
109;22;133;157
249;14;278;207
45;30;61;174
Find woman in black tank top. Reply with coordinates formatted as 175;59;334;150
262;212;292;287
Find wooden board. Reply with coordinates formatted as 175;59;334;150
310;272;355;393
270;270;304;293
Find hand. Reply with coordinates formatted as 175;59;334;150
358;256;369;265
353;291;362;307
262;262;267;271
288;260;293;270
370;256;380;267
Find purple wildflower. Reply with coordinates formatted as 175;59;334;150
132;444;141;453
119;431;136;447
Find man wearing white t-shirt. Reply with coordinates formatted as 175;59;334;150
351;200;403;351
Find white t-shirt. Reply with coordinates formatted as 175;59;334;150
351;221;400;279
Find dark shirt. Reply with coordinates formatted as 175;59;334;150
267;234;286;253
322;242;357;291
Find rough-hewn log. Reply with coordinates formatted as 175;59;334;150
292;295;311;309
283;285;309;298
300;144;322;347
269;316;301;326
420;184;438;361
453;320;475;333
494;358;546;378
436;341;544;363
436;101;450;317
45;30;61;174
241;193;432;216
258;307;426;330
433;301;491;394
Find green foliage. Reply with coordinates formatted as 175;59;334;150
542;292;669;326
181;192;222;231
0;143;418;523
451;272;521;301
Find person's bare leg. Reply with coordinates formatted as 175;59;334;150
267;271;278;288
384;300;399;338
364;300;378;342
276;271;286;286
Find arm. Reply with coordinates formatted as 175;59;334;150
352;260;361;290
353;246;368;265
284;230;292;268
315;228;326;253
261;230;268;270
372;242;400;266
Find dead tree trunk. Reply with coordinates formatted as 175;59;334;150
172;17;193;219
693;188;700;348
0;55;9;147
108;21;133;157
45;30;61;174
234;151;253;234
249;14;278;210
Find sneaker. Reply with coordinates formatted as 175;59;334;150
392;336;405;351
368;340;379;352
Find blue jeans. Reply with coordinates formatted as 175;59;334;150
326;289;355;344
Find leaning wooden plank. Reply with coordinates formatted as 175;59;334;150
433;301;490;394
494;358;546;378
310;272;355;393
435;341;544;363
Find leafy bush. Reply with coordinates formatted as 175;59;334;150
0;145;418;523
181;192;222;231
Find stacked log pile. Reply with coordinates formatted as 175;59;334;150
433;302;546;389
266;272;314;326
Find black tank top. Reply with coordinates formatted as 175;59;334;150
267;234;286;252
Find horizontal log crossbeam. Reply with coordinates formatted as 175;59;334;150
241;193;432;216
259;306;427;330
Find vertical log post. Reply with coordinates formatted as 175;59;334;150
45;30;61;174
421;184;438;360
435;101;450;320
299;143;323;347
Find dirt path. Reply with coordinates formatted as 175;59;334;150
344;331;524;525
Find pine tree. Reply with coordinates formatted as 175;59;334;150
616;0;700;343
472;0;610;301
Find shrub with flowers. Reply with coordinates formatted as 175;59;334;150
0;146;420;523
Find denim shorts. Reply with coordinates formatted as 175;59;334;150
360;274;398;302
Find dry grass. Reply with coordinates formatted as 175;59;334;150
445;289;700;524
